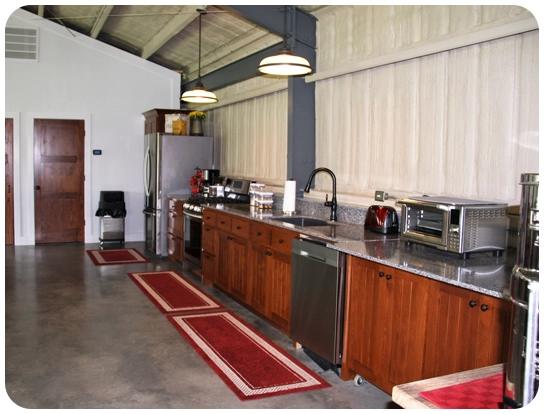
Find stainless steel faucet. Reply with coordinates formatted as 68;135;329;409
304;168;338;221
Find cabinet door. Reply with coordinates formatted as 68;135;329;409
201;251;217;285
215;231;231;291
167;232;176;261
266;249;292;332
379;266;430;393
202;224;217;255
424;281;512;378
342;257;430;394
228;234;249;303
342;256;383;383
248;242;269;315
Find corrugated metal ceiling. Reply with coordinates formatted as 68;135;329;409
20;5;326;83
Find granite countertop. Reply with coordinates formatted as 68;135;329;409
201;203;515;300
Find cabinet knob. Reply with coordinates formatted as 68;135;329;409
386;274;392;280
379;272;385;278
480;304;489;312
279;239;284;244
236;226;241;230
220;221;225;224
469;300;477;308
257;231;261;236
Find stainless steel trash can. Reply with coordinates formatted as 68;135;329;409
99;216;125;245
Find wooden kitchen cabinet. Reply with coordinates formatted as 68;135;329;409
211;212;250;302
167;197;184;263
142;108;189;135
201;209;218;285
200;208;298;334
342;256;430;395
342;255;512;395
247;227;295;333
423;280;512;379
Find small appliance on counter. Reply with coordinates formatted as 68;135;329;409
397;196;508;259
201;169;221;197
364;205;399;234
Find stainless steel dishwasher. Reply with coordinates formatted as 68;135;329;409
290;238;346;372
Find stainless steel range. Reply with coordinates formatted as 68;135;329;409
182;178;251;266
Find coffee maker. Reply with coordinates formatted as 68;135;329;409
504;173;539;408
201;169;220;197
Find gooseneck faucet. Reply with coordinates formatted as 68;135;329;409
304;168;338;221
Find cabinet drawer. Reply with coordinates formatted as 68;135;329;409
271;228;297;254
216;212;232;232
231;217;250;239
250;222;272;245
202;209;217;227
168;198;176;211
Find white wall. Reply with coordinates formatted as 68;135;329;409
5;9;181;245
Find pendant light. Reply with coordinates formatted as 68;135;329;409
181;10;218;104
258;6;312;76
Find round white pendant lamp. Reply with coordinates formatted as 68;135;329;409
181;10;218;104
258;6;312;76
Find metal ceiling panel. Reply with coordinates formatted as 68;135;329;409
18;5;323;83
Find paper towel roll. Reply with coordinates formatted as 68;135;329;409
282;180;297;213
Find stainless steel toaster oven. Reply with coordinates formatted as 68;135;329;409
397;196;508;259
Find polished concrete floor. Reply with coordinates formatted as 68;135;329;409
5;242;396;410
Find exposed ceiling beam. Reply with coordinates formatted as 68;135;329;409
90;5;114;39
220;5;316;49
185;30;280;81
141;5;206;60
182;43;281;92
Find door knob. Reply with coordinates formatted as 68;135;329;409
35;185;41;190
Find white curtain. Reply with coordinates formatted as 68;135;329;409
315;31;539;204
207;88;288;186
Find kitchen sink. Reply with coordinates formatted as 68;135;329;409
272;217;333;227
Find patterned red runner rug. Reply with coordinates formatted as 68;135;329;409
168;311;331;400
128;270;224;314
86;248;150;265
419;373;505;409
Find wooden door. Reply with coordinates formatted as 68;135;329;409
34;119;84;243
5;118;14;245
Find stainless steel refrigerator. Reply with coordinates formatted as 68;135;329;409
143;133;214;256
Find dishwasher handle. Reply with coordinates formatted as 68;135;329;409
299;250;327;262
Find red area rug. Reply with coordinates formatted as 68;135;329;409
167;311;331;400
128;270;224;314
419;373;505;409
86;248;150;265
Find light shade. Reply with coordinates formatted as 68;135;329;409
181;84;218;104
258;49;312;76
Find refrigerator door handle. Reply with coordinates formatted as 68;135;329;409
143;145;151;197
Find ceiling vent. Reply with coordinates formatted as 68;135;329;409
5;27;38;60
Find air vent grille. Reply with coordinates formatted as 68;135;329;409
5;27;38;60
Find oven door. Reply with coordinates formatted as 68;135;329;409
183;211;203;266
400;202;449;249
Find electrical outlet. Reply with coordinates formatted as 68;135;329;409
375;190;389;202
